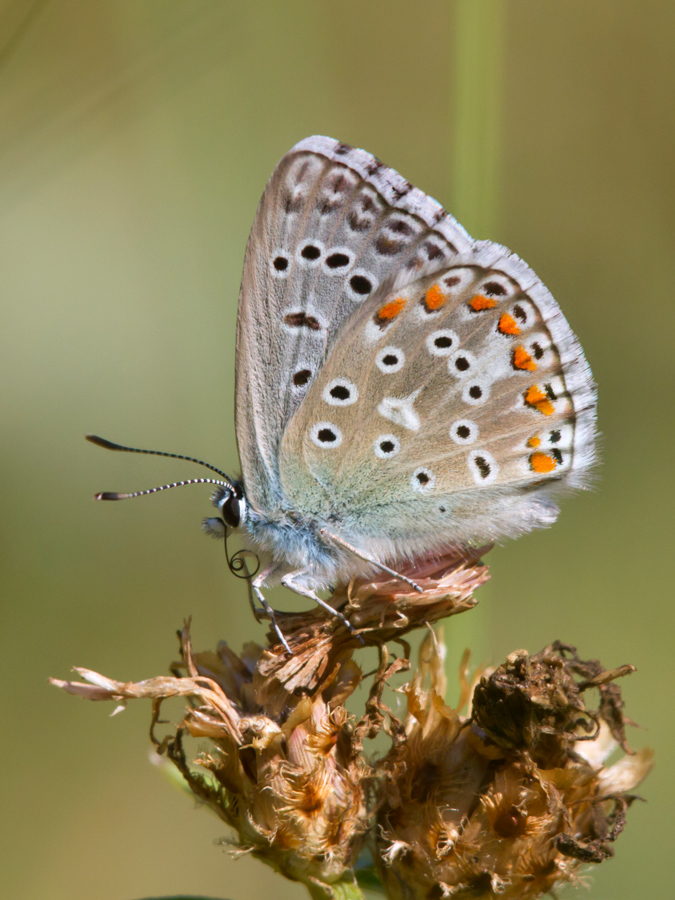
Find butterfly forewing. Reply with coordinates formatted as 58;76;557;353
235;137;474;513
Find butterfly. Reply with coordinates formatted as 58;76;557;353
89;137;596;652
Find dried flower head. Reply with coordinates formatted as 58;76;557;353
52;624;372;898
51;550;651;900
375;634;653;900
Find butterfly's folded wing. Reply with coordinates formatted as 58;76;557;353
236;136;596;556
235;137;473;513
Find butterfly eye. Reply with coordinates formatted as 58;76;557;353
468;450;499;485
310;422;343;448
323;378;358;406
450;420;478;445
220;493;242;528
411;467;435;492
376;346;405;373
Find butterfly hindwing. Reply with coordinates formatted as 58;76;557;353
237;137;596;556
279;261;595;554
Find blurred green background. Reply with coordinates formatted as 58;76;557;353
1;1;672;898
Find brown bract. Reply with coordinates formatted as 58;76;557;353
255;548;490;712
50;548;652;900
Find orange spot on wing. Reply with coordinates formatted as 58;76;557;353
376;297;407;322
527;435;541;448
513;346;537;372
498;313;520;335
424;283;447;311
524;385;555;416
469;294;498;312
530;451;557;474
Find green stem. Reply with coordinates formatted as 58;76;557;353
449;0;506;671
452;0;506;239
305;878;367;900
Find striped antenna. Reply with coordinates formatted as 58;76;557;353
95;477;231;501
86;434;235;491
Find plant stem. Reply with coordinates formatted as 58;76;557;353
452;0;506;239
306;878;367;900
449;0;506;669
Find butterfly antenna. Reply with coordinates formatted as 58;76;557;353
95;478;231;501
86;434;235;490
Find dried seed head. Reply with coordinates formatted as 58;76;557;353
375;634;653;900
50;555;651;900
471;641;635;766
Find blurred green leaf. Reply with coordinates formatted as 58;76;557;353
355;867;385;894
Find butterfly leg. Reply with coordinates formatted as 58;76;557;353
280;571;364;643
318;529;424;593
251;566;292;654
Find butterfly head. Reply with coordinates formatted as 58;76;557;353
212;482;247;530
86;434;244;537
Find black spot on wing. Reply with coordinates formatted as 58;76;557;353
284;312;322;330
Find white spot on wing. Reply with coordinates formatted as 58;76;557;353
373;434;401;458
376;346;405;373
323;247;354;275
310;422;343;448
346;269;378;302
467;449;498;485
411;467;435;492
322;378;358;406
296;239;325;266
450;419;478;445
377;389;421;431
449;349;477;378
462;381;490;406
270;249;290;278
426;329;459;358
